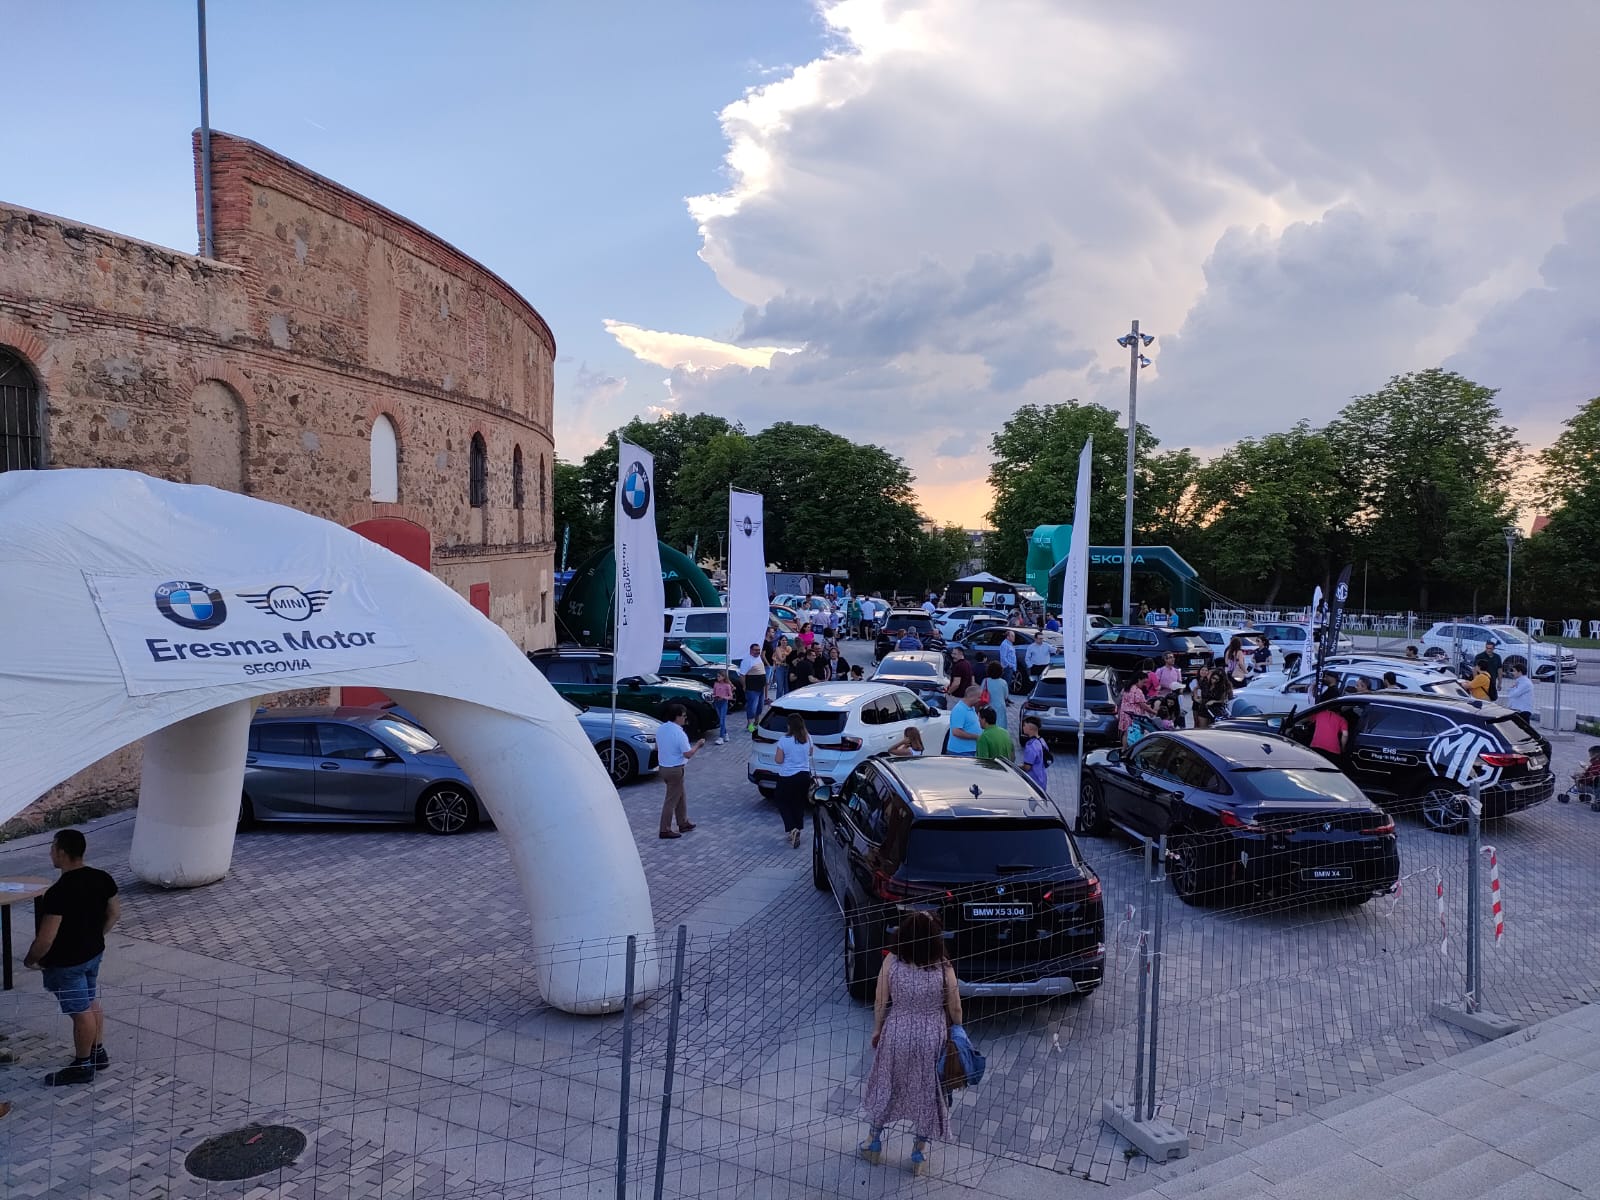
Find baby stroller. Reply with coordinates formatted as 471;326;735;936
1124;713;1170;746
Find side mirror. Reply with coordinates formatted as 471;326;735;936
364;747;390;762
1105;748;1122;765
811;783;833;806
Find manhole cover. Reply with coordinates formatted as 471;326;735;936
184;1124;306;1181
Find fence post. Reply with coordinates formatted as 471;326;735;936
1146;834;1167;1122
652;926;688;1200
1101;837;1187;1162
1431;781;1521;1038
617;934;637;1200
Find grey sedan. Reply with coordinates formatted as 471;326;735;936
244;707;485;834
572;702;660;785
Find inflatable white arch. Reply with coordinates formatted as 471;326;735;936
0;469;657;1014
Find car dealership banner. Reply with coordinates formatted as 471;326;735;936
1060;437;1093;721
727;490;767;669
613;441;665;680
85;573;417;696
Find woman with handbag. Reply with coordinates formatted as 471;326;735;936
772;713;813;848
860;910;959;1175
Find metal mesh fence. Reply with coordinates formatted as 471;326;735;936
5;741;1600;1196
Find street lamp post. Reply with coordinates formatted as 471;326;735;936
1115;321;1155;625
1503;525;1519;625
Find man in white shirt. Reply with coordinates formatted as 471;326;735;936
655;705;704;839
921;597;937;616
1024;634;1053;678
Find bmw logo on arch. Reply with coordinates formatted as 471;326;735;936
154;581;228;630
620;461;651;519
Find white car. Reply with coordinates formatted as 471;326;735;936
1225;663;1467;717
1190;626;1276;670
1253;621;1355;669
1419;621;1577;680
746;682;951;791
932;606;1009;639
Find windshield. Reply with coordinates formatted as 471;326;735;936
373;717;440;754
905;821;1078;878
888;615;935;634
877;657;940;678
1491;715;1541;746
1237;768;1367;804
674;645;710;668
759;706;847;736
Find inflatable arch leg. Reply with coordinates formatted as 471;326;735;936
129;698;256;889
390;691;660;1014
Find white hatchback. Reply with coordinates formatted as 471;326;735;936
746;682;951;792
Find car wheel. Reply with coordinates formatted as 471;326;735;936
417;786;478;835
237;793;255;832
598;741;638;786
844;910;874;1003
812;827;830;892
1169;833;1224;906
1076;776;1109;836
1420;785;1469;834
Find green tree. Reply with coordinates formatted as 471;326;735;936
1326;369;1520;611
1520;395;1600;613
1138;448;1202;553
551;459;603;570
1188;424;1356;604
985;401;1159;581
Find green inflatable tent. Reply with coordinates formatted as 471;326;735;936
555;543;721;646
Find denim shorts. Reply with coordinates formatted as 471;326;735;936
42;953;102;1015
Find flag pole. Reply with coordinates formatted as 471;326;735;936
610;430;622;778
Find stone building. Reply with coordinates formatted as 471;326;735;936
0;131;556;824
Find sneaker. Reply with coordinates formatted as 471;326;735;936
715;737;726;746
93;1044;110;1071
45;1061;95;1086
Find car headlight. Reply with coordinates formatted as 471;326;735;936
642;735;656;744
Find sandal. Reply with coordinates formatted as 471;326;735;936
910;1138;928;1175
858;1131;882;1164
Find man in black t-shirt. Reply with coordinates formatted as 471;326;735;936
1473;641;1503;702
23;829;120;1087
789;650;816;690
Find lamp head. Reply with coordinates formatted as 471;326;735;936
1140;333;1155;347
1116;334;1134;348
1138;354;1152;368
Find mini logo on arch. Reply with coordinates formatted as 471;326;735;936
238;585;332;622
154;581;228;630
620;462;651;519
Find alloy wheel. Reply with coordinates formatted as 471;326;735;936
422;788;473;835
1420;786;1469;833
601;742;636;786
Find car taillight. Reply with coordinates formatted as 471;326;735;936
1218;810;1262;831
1479;752;1527;768
1084;875;1102;902
1362;819;1396;835
819;736;864;751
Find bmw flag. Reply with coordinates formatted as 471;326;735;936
613;442;665;681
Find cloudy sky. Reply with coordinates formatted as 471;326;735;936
11;1;1600;525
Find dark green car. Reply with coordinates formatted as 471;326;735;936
660;644;745;705
528;648;720;738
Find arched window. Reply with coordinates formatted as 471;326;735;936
539;454;548;513
512;445;526;509
369;414;399;503
0;348;44;473
469;433;488;508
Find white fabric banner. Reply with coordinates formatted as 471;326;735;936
727;490;767;667
86;573;415;697
613;442;665;679
1060;438;1094;721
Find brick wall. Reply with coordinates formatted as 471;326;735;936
0;132;557;831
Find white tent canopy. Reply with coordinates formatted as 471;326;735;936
0;470;656;1014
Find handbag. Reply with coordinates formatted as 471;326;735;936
936;972;985;1092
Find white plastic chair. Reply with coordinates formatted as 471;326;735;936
1589;620;1600;640
1529;618;1545;637
1563;619;1581;638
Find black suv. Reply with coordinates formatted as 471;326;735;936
1216;694;1554;832
527;647;719;739
1086;626;1214;682
813;756;1105;1002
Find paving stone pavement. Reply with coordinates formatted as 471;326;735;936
1;645;1597;1197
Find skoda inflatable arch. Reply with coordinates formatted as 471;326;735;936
0;469;658;1015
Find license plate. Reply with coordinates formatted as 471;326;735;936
1189;657;1205;667
965;903;1031;921
1301;867;1353;882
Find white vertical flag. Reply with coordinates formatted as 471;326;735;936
613;442;665;679
1061;438;1094;721
727;490;767;669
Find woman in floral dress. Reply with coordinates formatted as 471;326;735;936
860;910;960;1174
